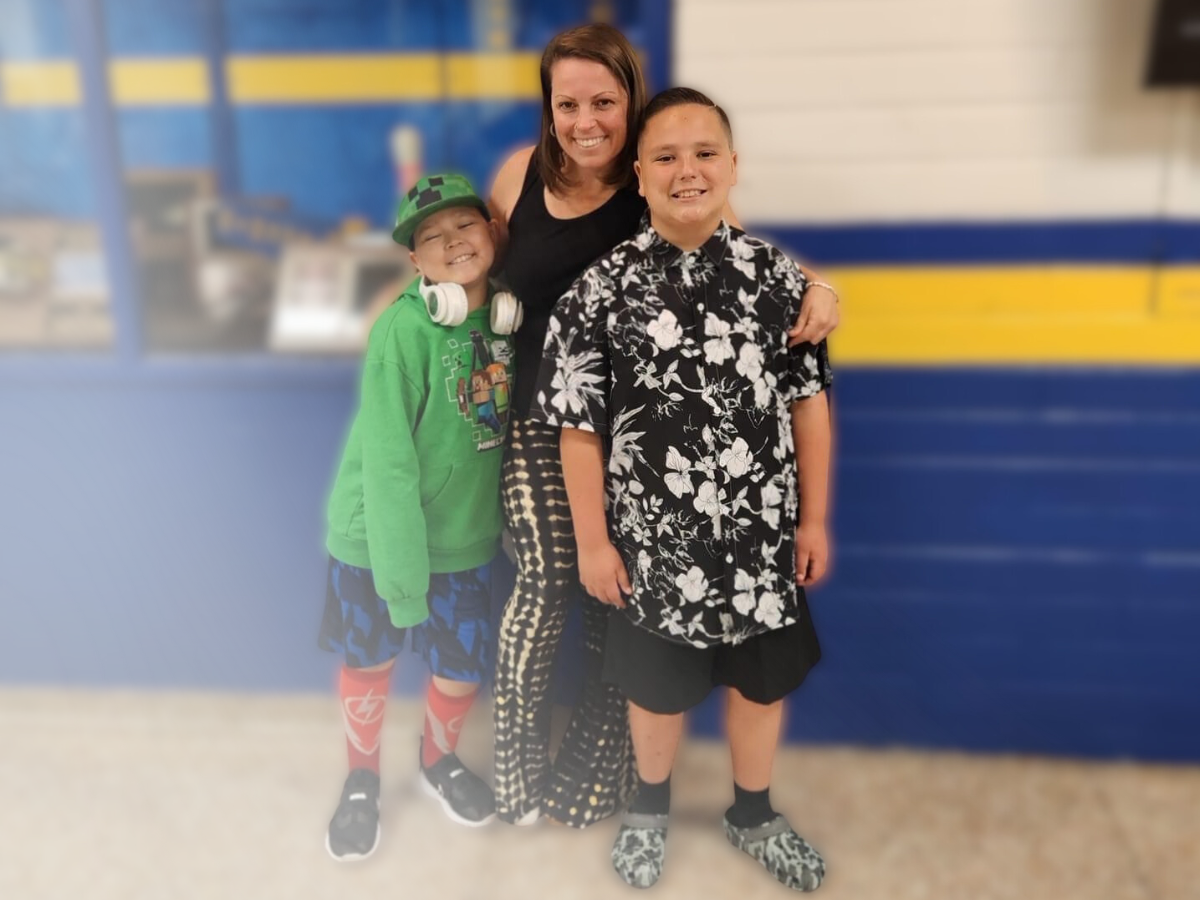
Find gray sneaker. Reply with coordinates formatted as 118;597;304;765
611;811;668;889
723;814;824;891
326;768;381;862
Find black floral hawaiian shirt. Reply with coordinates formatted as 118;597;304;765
530;217;833;648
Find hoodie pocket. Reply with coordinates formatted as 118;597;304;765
420;465;457;509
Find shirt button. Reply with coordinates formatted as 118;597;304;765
725;554;733;563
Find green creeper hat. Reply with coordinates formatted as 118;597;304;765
392;173;491;248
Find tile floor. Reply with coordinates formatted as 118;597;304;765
1;688;1196;900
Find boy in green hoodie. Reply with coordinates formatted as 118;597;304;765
319;174;521;860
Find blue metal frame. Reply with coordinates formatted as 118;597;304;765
64;0;143;364
642;0;672;92
203;0;241;198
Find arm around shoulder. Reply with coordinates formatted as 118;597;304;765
487;145;536;258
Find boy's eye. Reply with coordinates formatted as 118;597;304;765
421;232;440;244
699;150;716;158
458;220;477;229
655;155;674;163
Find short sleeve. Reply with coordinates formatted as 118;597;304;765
787;338;833;402
528;262;613;434
763;244;834;403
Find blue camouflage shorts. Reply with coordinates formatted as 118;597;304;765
318;555;503;683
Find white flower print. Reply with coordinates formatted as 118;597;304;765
659;606;686;637
730;236;757;280
647;310;683;350
529;218;831;649
719;612;735;637
549;346;606;418
693;480;719;518
675;566;708;604
664;446;693;498
760;480;783;530
732;569;757;616
756;591;784;628
736;342;763;381
609;406;648;475
804;352;820;378
719;438;752;478
737;286;758;313
703;313;734;366
754;377;772;410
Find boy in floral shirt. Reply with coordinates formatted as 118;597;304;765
530;88;833;891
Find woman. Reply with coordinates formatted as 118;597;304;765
488;23;839;828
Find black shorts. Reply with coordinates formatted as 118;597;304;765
602;605;821;715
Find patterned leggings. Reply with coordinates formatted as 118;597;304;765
492;417;635;827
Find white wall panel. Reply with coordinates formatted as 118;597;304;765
680;49;1106;109
735;103;1173;162
676;0;1150;55
736;158;1171;222
674;0;1198;224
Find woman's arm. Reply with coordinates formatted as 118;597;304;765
722;199;840;344
486;145;536;267
791;269;840;346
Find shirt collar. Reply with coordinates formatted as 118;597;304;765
637;213;733;270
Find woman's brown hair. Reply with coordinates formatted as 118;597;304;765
534;23;647;195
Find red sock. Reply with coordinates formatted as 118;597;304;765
339;664;392;773
422;680;478;769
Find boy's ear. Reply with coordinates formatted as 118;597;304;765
730;149;738;187
409;251;419;271
634;159;645;197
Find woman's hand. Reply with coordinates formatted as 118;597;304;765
577;539;631;608
788;267;840;346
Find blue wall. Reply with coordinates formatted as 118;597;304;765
0;0;658;223
2;0;1198;763
3;369;1197;760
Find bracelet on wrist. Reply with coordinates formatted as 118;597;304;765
805;280;839;304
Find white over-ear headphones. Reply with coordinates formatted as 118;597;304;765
418;277;523;334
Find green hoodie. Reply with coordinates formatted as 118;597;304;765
326;278;514;627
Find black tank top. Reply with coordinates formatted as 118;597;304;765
502;155;646;418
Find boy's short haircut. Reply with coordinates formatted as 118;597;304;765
638;87;734;149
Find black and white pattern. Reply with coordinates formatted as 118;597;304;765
530;217;832;648
491;418;636;827
611;813;668;888
723;814;825;892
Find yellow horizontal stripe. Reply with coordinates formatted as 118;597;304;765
227;54;442;103
109;58;209;105
830;316;1200;365
3;52;542;106
445;52;539;99
1;61;80;106
1156;267;1200;317
827;265;1200;364
824;266;1153;316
